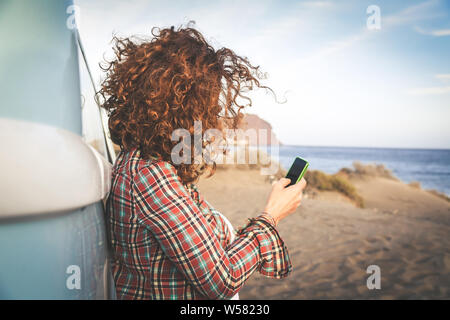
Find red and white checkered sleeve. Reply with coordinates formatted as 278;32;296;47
132;160;292;299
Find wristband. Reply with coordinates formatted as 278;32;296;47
260;212;277;227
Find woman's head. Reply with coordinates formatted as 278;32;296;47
99;23;272;184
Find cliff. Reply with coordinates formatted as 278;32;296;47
240;113;282;146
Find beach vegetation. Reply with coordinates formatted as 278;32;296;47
305;170;365;208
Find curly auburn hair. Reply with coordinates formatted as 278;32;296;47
99;23;273;184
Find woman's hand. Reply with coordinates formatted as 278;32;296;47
263;177;307;226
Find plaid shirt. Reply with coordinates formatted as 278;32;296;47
107;149;292;300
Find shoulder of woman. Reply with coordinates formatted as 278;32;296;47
134;159;178;180
131;159;191;197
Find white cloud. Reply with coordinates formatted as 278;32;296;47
415;26;450;37
407;73;450;95
431;29;450;36
436;74;450;81
384;0;443;26
407;86;450;95
295;0;443;66
300;1;334;9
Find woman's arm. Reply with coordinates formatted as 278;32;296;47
132;161;292;300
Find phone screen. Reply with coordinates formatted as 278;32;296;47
286;157;309;187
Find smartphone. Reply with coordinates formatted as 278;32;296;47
285;157;309;187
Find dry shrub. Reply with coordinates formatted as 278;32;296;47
408;181;421;189
427;189;450;202
338;161;398;180
305;170;365;208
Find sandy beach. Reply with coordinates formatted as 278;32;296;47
197;164;450;299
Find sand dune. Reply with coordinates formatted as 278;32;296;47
197;167;450;299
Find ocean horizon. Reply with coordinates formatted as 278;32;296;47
269;145;450;197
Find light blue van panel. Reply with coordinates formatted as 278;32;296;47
0;202;113;299
0;0;82;135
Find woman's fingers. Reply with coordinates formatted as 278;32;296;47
292;179;306;206
277;177;291;188
296;178;307;191
264;177;307;224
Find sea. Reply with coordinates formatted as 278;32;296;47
272;145;450;196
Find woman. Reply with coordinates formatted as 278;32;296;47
100;24;306;300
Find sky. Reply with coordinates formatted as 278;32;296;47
75;0;450;149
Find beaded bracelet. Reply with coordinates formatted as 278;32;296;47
260;212;277;227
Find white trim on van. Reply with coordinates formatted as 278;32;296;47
0;117;112;218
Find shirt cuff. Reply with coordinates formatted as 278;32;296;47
237;215;293;279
